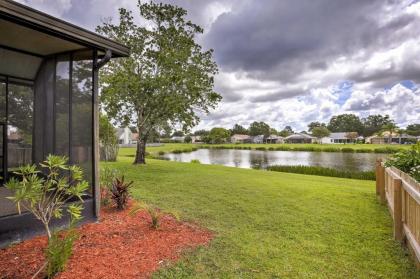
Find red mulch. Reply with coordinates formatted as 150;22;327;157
0;205;212;279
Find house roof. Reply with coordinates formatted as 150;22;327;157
267;134;283;139
327;132;358;139
0;0;129;57
0;0;129;80
368;133;416;139
285;133;315;139
231;134;251;139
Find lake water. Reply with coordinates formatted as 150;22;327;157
162;149;387;171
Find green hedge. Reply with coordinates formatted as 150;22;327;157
266;165;375;180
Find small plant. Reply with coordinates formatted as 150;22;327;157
130;202;162;229
110;176;134;210
100;167;121;206
45;205;81;278
6;155;87;278
158;151;165;156
190;159;201;164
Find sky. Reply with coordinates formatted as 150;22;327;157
18;0;420;132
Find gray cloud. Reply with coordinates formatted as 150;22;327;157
250;88;304;103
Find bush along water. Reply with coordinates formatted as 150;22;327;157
266;165;375;180
385;142;420;182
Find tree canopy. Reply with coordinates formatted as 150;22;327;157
231;124;248;135
97;1;221;163
327;114;363;134
249;121;270;137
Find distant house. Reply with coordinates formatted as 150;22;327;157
171;136;185;143
231;134;251;143
131;133;139;144
285;133;315;144
320;132;360;144
252;135;265;144
265;135;284;144
365;132;417;144
191;136;202;143
116;127;133;145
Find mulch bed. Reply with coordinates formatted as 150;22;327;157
0;205;212;279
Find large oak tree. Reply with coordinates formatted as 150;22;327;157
97;2;221;164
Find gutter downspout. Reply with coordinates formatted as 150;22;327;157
94;49;112;70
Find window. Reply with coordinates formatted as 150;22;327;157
55;55;70;157
7;83;33;170
72;51;93;185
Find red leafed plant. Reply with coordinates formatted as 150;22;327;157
110;176;134;210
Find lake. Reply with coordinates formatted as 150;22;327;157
162;149;387;171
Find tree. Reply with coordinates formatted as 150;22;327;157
207;127;230;144
97;2;221;164
249;121;270;137
381;121;399;144
99;114;118;161
308;121;326;132
311;126;330;144
184;135;192;143
406;124;420;136
327;114;363;134
269;128;278;135
193;129;209;136
231;123;248;135
362;114;393;137
172;131;184;137
278;126;293;137
345;132;359;143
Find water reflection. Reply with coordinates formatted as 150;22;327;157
163;149;387;171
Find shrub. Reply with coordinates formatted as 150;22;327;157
172;149;183;154
191;147;198;151
374;147;401;154
322;147;338;152
6;155;87;278
158;151;165;156
341;147;354;153
275;146;291;151
385;142;420;181
266;165;375;180
268;147;275;151
110;176;134;210
256;147;266;151
100;167;121;207
190;159;201;164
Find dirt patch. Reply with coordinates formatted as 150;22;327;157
0;206;212;279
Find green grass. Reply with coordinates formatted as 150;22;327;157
103;157;419;278
266;165;376;180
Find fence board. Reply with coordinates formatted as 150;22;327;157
377;160;420;268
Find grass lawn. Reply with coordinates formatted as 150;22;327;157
103;156;419;278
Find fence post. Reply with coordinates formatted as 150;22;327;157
378;162;386;204
393;178;403;242
376;159;381;196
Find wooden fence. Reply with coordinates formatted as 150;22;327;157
376;159;420;268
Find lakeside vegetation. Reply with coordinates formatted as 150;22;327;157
266;165;376;180
102;157;419;278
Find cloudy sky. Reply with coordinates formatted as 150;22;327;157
18;0;420;131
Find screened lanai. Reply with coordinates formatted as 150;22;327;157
0;0;129;245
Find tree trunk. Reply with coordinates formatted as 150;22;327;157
134;138;146;164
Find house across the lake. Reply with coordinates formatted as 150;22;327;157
285;133;315;144
0;0;129;246
265;134;284;144
251;135;265;144
116;127;135;145
365;132;417;144
231;134;251;143
320;132;360;144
